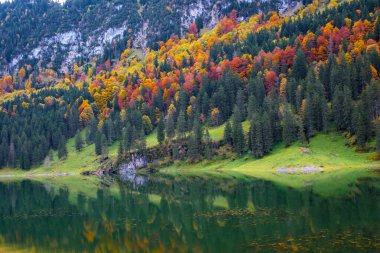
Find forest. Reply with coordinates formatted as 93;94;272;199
0;0;380;170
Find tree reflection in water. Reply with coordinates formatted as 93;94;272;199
0;174;379;252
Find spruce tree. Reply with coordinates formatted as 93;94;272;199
293;48;307;80
58;137;68;160
85;127;91;145
282;107;296;147
176;110;186;138
75;131;83;152
187;134;198;161
232;106;245;154
157;115;165;144
106;119;114;146
101;134;108;157
353;103;366;147
124;124;132;151
236;88;246;119
137;128;147;151
224;121;233;145
250;115;264;158
89;117;98;144
262;112;273;153
204;129;212;159
193;119;203;145
166;115;175;140
95;130;102;156
8;141;16;168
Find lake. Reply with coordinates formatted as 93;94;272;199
0;174;379;252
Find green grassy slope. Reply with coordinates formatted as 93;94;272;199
163;134;380;196
1;127;379;197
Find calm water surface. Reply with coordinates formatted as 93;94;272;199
0;174;379;252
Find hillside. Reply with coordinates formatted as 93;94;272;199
0;0;379;172
0;0;293;73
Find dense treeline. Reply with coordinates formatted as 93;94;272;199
0;87;92;169
0;0;380;170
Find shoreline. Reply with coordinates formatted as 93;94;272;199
0;172;78;179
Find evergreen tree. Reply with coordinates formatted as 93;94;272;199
250;115;264;158
232;106;245;154
106;118;114;146
204;129;212;159
187;134;198;161
353;103;367;147
236;88;246;119
292;48;307;80
124;124;132;151
193;119;203;145
95;130;102;156
8;141;16;168
157;115;166;144
262;112;273;153
176;110;186;138
58;137;68;160
89;117;98;143
224;121;233;145
333;86;353;131
282;107;297;147
166;115;175;140
101;134;108;157
75;131;83;152
85;126;91;145
136;128;147;151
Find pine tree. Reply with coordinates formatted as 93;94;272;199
89;117;98;144
95;130;102;155
250;115;264;158
333;86;352;131
166;115;175;140
232;106;245;154
58;137;68;160
224;121;233;145
193;119;203;145
187;134;198;161
85;126;91;145
157;115;165;144
353;103;367;147
101;134;108;157
8;141;16;168
293;48;307;80
282;107;296;147
297;117;307;144
137;128;146;151
247;95;258;119
75;131;83;152
204;129;212;159
124;124;132;151
106;119;114;146
262;112;273;153
236;88;246;119
176;110;186;138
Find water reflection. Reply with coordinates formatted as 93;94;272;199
0;174;379;252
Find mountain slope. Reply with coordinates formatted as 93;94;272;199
0;0;379;171
0;0;294;73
